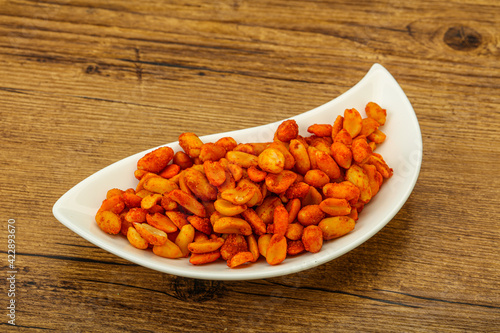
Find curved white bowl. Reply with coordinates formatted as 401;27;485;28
53;63;422;280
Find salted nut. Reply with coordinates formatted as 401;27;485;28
95;101;393;268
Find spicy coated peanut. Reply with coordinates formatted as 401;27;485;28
95;101;393;268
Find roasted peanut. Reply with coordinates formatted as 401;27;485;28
275;119;299;142
123;191;143;208
194;231;209;242
217;169;236;192
289;139;310;175
214;199;247;216
247;166;267;182
120;217;134;237
153;239;184;259
258;148;285;174
159;164;180;179
241;208;267;235
331;141;352;169
135;190;154;200
125;208;148;223
285;198;301;224
345;165;372;203
246;234;260;262
133;222;168;246
220;184;255;205
98;195;125;215
127;227;149;249
302;225;323;253
173;151;193;169
319;198;351;216
297;204;325;226
228;163;244;182
265;170;297;194
268;142;295;170
187;215;213;235
146;213;177;233
238;179;263;207
137;146;174;173
307;136;331;154
183;168;218;201
168;189;206;217
148;204;164;214
301;186;323;206
315;150;341;180
213;217;253;236
343;108;362;138
287;239;305;255
258;234;272;257
160;194;178;211
248;142;269;156
203;160;226;187
284;182;310;200
140;193;163;210
215;137;238;152
175;224;195;257
266;234;287;265
220;234;248;260
199;142;226;162
318;216;355;240
365;101;387;125
225;151;259;168
352;136;372;164
179;132;203;158
334;128;352;146
135;172;161;192
304;169;330;188
367;129;386;144
307;146;319;170
188;237;225;254
348;207;359;221
96;211;122;234
255;196;282;224
134;169;148;180
368;154;393;179
331;115;344;140
143;176;178;194
106;188;123;200
285;223;304;241
189;251;221;265
227;251;255;268
360;117;380;137
272;205;289;238
165;211;189;229
308;124;332;137
233;143;254;154
323;181;360;203
362;164;381;198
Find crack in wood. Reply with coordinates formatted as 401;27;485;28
375;289;500;309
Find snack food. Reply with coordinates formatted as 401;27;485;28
95;103;393;268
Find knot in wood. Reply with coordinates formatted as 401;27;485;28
171;277;224;302
443;26;482;51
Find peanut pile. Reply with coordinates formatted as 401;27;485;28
95;102;392;268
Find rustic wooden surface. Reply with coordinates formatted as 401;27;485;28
1;0;499;332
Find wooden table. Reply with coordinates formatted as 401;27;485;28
1;1;499;331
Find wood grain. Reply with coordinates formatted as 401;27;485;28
0;0;499;331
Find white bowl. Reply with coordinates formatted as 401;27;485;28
53;63;422;280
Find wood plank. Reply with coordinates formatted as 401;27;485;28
0;0;498;331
